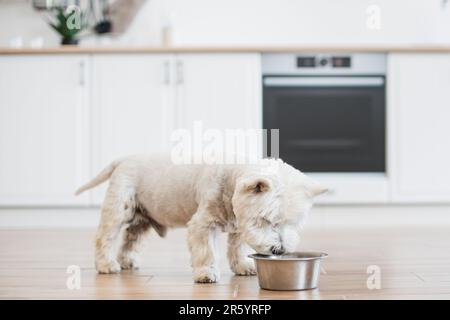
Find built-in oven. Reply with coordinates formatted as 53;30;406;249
263;53;386;173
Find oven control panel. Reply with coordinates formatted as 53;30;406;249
262;53;386;75
297;56;352;68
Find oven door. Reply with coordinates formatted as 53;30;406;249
263;76;385;172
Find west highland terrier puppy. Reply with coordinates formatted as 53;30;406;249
75;154;327;283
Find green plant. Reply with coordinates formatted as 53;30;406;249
48;7;88;43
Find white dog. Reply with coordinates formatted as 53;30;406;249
75;154;327;283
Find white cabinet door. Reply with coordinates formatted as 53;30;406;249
176;54;261;130
388;54;450;202
0;55;90;206
91;54;173;204
174;54;262;158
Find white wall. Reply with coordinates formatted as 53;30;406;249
0;0;60;47
166;0;450;46
1;0;450;47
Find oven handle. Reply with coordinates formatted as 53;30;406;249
264;76;384;87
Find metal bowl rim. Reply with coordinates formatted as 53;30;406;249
248;252;328;261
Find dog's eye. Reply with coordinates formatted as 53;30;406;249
261;217;279;228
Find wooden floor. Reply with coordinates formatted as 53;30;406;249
1;226;450;300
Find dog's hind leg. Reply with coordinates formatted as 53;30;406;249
95;184;135;274
118;201;168;270
117;213;151;270
118;204;167;270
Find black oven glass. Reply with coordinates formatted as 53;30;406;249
263;76;385;172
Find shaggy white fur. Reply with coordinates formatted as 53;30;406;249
76;154;327;283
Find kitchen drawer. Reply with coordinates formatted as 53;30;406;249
307;173;388;204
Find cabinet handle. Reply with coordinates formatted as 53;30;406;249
163;60;170;85
79;61;85;86
176;60;184;85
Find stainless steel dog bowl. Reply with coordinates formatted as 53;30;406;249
249;252;328;291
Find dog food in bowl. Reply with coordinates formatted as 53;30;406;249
249;252;328;291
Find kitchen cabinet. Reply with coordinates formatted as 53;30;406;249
0;55;90;206
175;54;261;131
0;53;262;207
90;53;261;204
310;173;388;205
90;54;173;204
173;53;262;158
388;53;450;202
2;51;450;207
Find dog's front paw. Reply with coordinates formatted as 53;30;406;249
193;266;220;283
96;259;121;274
231;259;257;276
118;253;140;270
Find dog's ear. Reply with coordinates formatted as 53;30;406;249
238;177;272;194
304;176;328;197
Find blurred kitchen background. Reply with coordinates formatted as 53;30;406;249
1;0;450;228
1;0;450;47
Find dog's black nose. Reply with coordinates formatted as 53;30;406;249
270;246;285;255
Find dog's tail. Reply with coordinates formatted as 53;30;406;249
75;159;124;196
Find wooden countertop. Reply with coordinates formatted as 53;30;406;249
2;45;450;54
